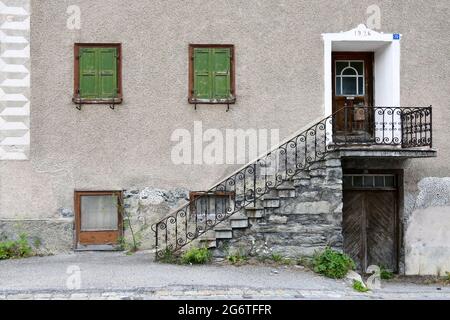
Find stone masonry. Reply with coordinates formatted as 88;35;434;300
122;187;189;250
214;155;343;259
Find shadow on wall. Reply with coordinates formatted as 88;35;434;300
405;177;450;276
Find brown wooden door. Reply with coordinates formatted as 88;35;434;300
332;52;374;140
343;189;398;272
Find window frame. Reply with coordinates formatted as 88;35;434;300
335;60;365;97
189;190;235;215
74;190;123;248
73;43;123;104
188;44;236;105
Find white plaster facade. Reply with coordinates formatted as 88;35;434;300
0;0;30;160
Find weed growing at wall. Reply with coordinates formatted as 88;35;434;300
226;248;248;265
270;253;283;263
117;197;148;253
312;247;355;279
297;256;313;269
0;233;33;260
380;266;394;280
159;248;178;264
181;247;212;264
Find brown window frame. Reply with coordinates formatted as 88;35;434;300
189;190;235;214
188;44;236;105
73;43;123;105
74;190;123;248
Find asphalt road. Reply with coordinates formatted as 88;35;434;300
0;251;449;299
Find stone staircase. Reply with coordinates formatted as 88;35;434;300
193;180;297;250
151;109;343;259
187;156;343;258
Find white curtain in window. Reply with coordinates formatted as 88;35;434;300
81;195;118;231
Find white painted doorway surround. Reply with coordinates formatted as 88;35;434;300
322;24;401;144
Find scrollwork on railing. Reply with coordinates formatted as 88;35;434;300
153;106;432;259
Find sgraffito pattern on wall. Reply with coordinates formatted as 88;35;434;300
0;0;30;160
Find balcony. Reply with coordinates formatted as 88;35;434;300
328;106;436;159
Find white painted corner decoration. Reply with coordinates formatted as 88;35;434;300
0;0;30;160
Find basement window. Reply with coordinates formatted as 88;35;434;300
188;44;236;105
75;190;123;247
189;191;235;218
343;174;397;190
73;43;122;105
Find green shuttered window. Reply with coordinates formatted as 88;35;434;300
189;45;235;104
74;44;122;104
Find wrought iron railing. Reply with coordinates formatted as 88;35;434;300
151;106;432;258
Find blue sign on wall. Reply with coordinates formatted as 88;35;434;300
393;33;400;40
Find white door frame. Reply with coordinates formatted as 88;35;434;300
322;24;401;143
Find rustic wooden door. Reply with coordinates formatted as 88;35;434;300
365;191;397;271
343;174;399;272
332;52;374;141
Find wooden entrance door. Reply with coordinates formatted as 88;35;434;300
342;174;399;272
75;191;122;248
332;52;374;141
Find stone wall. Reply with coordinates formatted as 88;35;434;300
122;187;189;250
0;219;73;254
215;156;343;259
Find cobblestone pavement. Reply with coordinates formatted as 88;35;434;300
1;252;449;300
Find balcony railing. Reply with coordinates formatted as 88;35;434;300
330;106;432;148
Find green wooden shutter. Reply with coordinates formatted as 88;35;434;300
193;47;232;101
212;48;231;100
79;48;98;99
193;48;212;100
98;48;118;99
79;47;118;100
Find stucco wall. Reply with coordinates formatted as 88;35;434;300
0;1;449;267
0;0;447;219
405;178;450;275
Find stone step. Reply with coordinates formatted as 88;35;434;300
293;171;310;180
198;238;217;248
263;197;280;208
215;228;233;239
245;206;264;219
276;180;295;189
293;178;310;187
227;212;249;229
278;188;296;198
265;189;278;198
198;229;215;239
230;218;248;228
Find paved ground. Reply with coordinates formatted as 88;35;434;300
0;251;449;300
